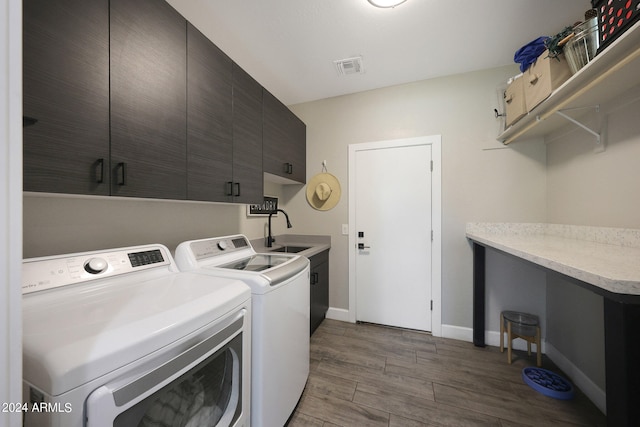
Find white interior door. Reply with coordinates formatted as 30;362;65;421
353;139;433;331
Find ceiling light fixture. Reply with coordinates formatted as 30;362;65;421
367;0;407;8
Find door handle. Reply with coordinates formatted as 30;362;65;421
358;243;370;250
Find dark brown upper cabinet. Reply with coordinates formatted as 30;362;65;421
186;23;234;202
24;0;303;201
109;0;187;200
263;90;306;184
186;25;263;204
231;64;264;204
23;0;110;195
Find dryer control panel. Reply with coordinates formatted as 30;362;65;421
22;245;171;294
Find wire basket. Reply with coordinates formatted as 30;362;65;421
564;18;600;74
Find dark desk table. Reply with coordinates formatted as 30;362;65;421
466;223;640;427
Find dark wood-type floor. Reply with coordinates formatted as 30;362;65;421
287;319;606;427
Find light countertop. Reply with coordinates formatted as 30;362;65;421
466;223;640;296
250;234;331;258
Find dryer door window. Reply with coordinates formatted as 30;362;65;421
84;310;246;427
115;336;242;427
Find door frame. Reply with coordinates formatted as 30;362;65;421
348;136;442;336
1;0;23;423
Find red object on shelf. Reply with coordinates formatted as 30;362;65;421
592;0;640;52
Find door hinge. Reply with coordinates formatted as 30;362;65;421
430;300;433;311
430;160;433;172
431;230;434;241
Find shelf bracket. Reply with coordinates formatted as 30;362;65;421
554;105;602;145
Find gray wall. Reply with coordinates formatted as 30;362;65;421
288;65;548;330
544;86;640;392
22;64;630;401
23;65;549;336
546;87;640;228
23;182;290;258
23;195;244;258
546;274;605;389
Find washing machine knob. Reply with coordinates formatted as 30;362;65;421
217;241;229;250
84;257;108;274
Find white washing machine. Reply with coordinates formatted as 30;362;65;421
22;244;251;427
175;235;310;427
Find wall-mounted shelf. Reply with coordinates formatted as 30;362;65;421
498;20;640;145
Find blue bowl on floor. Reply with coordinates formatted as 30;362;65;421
522;367;575;400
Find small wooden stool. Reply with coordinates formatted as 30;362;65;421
500;310;542;367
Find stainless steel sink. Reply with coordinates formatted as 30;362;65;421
270;246;310;254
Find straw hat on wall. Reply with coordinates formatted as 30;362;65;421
306;172;341;211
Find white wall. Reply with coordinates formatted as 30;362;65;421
1;0;23;425
288;65;548;330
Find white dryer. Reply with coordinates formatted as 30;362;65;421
22;244;251;427
175;235;310;427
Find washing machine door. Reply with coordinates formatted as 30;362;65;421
85;310;247;427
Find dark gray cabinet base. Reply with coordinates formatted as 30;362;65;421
310;250;329;335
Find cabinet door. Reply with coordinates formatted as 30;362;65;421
110;0;187;199
23;0;110;195
232;64;264;204
310;250;329;335
186;23;233;202
263;90;306;184
289;113;307;184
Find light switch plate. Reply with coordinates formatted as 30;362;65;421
341;224;349;235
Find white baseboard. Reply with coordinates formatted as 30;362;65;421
441;324;473;342
326;307;442;336
441;324;546;352
326;307;351;322
546;343;606;415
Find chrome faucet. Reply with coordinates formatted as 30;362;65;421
266;209;292;247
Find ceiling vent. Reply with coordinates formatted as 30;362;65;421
334;56;364;76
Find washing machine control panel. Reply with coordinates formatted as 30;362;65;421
190;236;250;260
84;257;108;274
22;246;171;294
